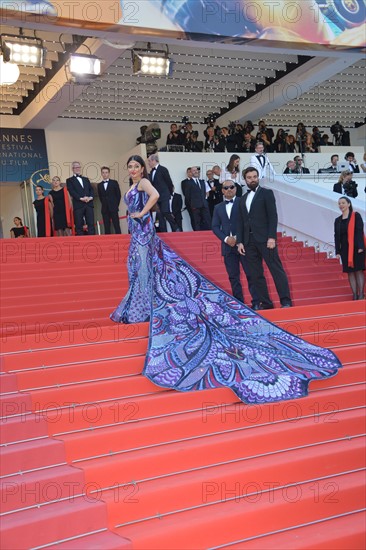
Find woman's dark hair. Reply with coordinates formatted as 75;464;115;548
226;154;240;173
127;155;148;185
36;185;44;191
14;216;23;226
339;196;353;213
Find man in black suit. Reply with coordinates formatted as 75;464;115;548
97;166;121;234
148;154;179;232
212;180;259;308
171;186;183;232
66;161;95;235
294;156;310;174
237;167;292;309
184;166;211;231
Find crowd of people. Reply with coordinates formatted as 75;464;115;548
11;147;365;304
162;119;352;154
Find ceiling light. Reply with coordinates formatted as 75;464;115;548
0;54;20;86
1;34;44;67
132;50;171;76
69;54;102;82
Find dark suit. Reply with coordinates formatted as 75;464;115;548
206;179;223;217
212;199;259;306
171;193;183;231
297;167;310;174
66;175;95;235
97;179;121;234
184;178;211;231
333;182;343;194
237;186;291;307
150;164;178;232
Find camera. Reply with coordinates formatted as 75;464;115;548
330;121;344;136
343;180;358;198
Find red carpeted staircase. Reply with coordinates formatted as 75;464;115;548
1;233;365;550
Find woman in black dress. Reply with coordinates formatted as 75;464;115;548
49;176;73;236
334;197;365;300
33;185;53;237
10;217;29;238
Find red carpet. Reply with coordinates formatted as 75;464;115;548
1;233;365;549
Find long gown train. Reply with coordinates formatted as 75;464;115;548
111;187;342;405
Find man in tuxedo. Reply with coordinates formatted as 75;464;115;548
97;166;121;234
212;180;259;308
237;167;292;309
148;154;179;232
326;154;340;173
250;142;276;180
171;186;183;232
206;168;223;218
294;156;310;174
66;161;95;235
184;166;211;231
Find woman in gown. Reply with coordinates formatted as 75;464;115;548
10;217;29;238
111;156;342;405
220;155;244;197
33;185;53;237
334;197;365;300
49;176;73;236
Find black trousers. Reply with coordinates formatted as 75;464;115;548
224;251;260;306
245;236;291;306
157;198;178;232
73;204;95;235
102;209;121;234
191;206;211;231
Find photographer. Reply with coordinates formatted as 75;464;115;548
273;128;288;153
256;120;273;151
185;131;203;152
333;171;358;199
242;131;256;153
311;127;322;152
295;122;311;154
330;121;344;146
166;123;183;146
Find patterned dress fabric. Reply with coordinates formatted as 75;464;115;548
111;188;342;404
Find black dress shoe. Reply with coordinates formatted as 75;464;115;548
281;303;292;308
251;304;260;311
258;304;274;310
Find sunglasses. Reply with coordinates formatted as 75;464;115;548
223;185;235;190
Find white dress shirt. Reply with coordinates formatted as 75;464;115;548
246;188;256;211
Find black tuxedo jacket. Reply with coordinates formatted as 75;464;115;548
333;182;342;194
237;186;278;245
149;165;174;201
299;167;310;174
212;198;240;256
172;192;183;215
184;179;208;209
66;175;94;210
97;179;121;213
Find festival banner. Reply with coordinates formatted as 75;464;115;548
0;1;364;50
0;128;49;183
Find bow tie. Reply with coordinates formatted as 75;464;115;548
103;180;109;183
225;199;234;204
248;189;256;193
151;167;156;172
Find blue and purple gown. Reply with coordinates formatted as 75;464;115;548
111;187;342;404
